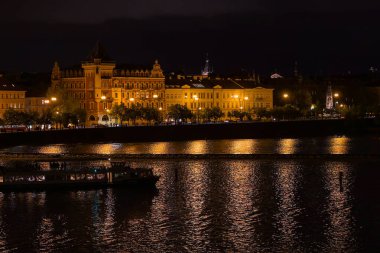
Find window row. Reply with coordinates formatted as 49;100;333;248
1;103;23;109
0;93;24;99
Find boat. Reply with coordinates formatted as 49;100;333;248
0;161;160;192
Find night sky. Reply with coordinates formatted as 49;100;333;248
1;0;380;75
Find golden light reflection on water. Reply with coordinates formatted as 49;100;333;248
36;217;54;250
92;144;120;154
274;161;300;250
186;140;207;154
227;139;258;154
147;142;170;154
323;162;354;251
277;139;298;154
36;145;67;154
99;190;116;242
183;162;208;238
328;137;349;154
226;161;256;251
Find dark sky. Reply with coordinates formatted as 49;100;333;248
1;0;380;76
2;0;380;23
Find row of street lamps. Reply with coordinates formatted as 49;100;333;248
282;91;344;109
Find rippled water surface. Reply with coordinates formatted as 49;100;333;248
1;136;379;155
0;137;379;252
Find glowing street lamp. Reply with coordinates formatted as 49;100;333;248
283;93;289;98
153;94;158;99
51;97;57;102
101;95;106;100
334;93;339;98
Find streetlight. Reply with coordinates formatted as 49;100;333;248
192;95;199;122
106;109;110;126
129;97;135;108
334;93;339;98
198;107;202;123
310;104;316;118
283;93;289;98
158;107;163;123
51;97;57;102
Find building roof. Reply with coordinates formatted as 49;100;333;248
86;41;113;62
165;77;267;89
0;76;24;91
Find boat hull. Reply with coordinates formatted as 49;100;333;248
0;176;159;192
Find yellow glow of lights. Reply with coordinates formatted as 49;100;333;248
233;95;239;99
244;96;249;100
129;98;135;102
51;97;57;101
334;93;339;98
101;95;106;100
283;93;289;98
159;107;162;111
44;100;50;104
153;94;158;98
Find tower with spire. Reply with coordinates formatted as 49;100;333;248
326;85;333;109
201;54;212;76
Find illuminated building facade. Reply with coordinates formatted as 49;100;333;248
49;43;273;124
165;76;273;118
25;97;51;115
0;76;26;119
50;42;165;125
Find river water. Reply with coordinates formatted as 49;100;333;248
0;137;379;252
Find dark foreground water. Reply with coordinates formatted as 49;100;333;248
0;137;379;252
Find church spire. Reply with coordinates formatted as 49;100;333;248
202;53;212;76
86;41;113;63
326;85;333;109
51;61;61;81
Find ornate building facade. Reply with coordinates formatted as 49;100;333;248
50;43;165;125
165;75;273;118
0;76;26;119
49;43;273;125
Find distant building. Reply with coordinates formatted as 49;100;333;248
0;75;26;119
326;85;333;109
165;75;273;118
50;42;165;126
201;54;212;76
48;43;273;124
25;97;50;115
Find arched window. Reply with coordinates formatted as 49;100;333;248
89;115;96;121
102;115;109;121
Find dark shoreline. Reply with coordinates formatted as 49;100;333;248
0;118;378;147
